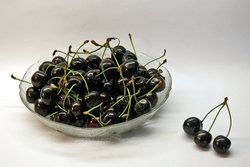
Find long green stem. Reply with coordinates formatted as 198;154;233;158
86;112;103;127
83;102;103;115
201;103;224;122
63;83;76;109
126;88;132;121
208;104;225;132
11;74;32;85
144;49;166;67
138;81;162;98
100;45;108;81
225;103;232;137
128;33;137;57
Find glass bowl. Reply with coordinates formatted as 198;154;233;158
19;51;172;137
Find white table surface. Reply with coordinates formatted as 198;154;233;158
1;0;250;166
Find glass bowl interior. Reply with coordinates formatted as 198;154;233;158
19;51;172;137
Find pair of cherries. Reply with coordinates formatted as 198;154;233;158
183;97;232;154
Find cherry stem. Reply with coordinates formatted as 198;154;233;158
86;112;103;127
131;76;140;107
146;73;157;84
128;33;137;57
208;104;225;132
83;102;103;115
66;70;89;94
57;103;69;114
157;59;167;70
11;74;32;85
63;83;76;109
225;103;232;137
126;88;132;121
201;103;224;122
108;46;127;96
45;64;56;74
134;76;149;81
144;49;166;67
100;45;108;81
95;66;119;77
68;40;89;67
138;80;162;98
46;111;58;118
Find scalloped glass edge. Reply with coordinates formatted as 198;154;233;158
19;51;172;137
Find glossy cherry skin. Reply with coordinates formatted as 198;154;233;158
122;50;137;63
26;87;40;103
183;117;203;136
119;113;133;122
99;59;117;77
70;101;84;117
57;93;70;109
87;117;101;128
70;57;87;71
40;85;57;105
100;92;111;105
84;69;101;90
102;107;118;125
86;55;101;69
148;68;160;77
134;98;152;116
136;65;149;78
194;130;212;147
54;112;72;125
52;56;66;65
135;78;148;93
148;76;165;92
112;45;126;64
145;91;158;108
102;79;115;93
84;91;100;109
122;59;139;77
39;61;54;77
51;66;65;78
34;98;51;116
213;135;231;154
31;71;49;88
117;77;131;93
114;95;129;111
66;76;84;93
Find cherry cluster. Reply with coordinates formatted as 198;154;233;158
12;34;167;128
183;97;232;154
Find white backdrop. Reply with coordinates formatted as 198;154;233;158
0;0;250;167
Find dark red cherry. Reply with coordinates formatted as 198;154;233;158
84;69;101;90
119;113;133;122
86;55;101;69
70;57;87;70
117;77;131;93
112;45;126;64
115;95;129;111
136;65;149;78
34;98;51;116
122;59;139;77
31;71;49;88
26;87;40;103
122;50;137;63
148;76;165;92
40;85;57;105
99;59;117;77
145;91;158;108
39;61;54;77
51;66;65;78
84;91;100;109
87;117;101;128
52;56;66;65
57;93;70;109
194;130;212;147
66;76;84;93
100;92;111;105
134;98;152;116
213;135;231;154
54;111;72;125
135;78;148;93
70;101;84;117
102;79;115;93
183;117;203;136
102;107;118;125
